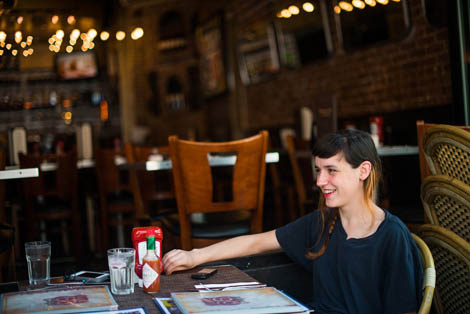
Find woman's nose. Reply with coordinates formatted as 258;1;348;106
316;171;326;186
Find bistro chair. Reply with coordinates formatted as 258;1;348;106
165;131;269;251
95;147;136;250
416;121;470;182
0;149;16;281
18;151;82;260
411;233;435;314
420;123;470;185
124;143;176;224
285;135;317;220
421;175;470;242
417;224;470;314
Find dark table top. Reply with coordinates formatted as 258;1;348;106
114;265;258;313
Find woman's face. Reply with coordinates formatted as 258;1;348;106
315;152;369;210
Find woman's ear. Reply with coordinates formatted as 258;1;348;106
359;161;372;181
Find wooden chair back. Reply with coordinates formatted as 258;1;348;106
94;147;131;195
19;152;78;200
416;121;470;183
0;148;15;282
421;175;470;242
94;147;135;250
0;149;5;222
411;233;435;314
124;143;175;220
169;131;269;250
285;135;316;219
417;225;470;314
18;151;81;259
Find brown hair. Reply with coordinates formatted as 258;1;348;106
306;129;381;259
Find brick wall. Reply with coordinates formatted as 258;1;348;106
242;0;452;131
127;0;451;142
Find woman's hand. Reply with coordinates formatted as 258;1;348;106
162;249;197;275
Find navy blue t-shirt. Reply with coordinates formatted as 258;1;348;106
275;209;423;314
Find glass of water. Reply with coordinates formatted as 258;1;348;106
107;248;135;295
25;241;51;287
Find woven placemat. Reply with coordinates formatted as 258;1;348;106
114;265;258;313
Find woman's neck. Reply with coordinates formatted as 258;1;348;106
339;203;385;239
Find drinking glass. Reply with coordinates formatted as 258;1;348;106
107;248;135;295
25;241;51;286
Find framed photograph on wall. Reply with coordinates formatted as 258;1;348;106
237;14;280;84
196;14;227;98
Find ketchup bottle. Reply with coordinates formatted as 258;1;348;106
142;235;160;293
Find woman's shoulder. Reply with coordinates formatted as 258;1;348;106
379;210;415;243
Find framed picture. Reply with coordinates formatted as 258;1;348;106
237;16;279;84
196;14;227;98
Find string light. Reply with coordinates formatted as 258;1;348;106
334;5;341;14
116;30;126;41
338;1;353;11
14;31;22;43
288;5;300;15
302;2;314;12
281;9;292;18
352;0;366;9
0;13;145;58
365;0;377;6
131;27;144;40
100;31;110;41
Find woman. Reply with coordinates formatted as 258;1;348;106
163;129;423;314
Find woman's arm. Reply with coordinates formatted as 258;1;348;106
162;230;281;274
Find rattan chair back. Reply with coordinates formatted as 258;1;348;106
417;224;470;314
421;175;470;242
422;124;470;185
411;233;435;314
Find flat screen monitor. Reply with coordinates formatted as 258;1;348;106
56;51;98;80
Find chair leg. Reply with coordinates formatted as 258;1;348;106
61;221;70;256
86;197;96;253
116;213;125;248
40;220;47;241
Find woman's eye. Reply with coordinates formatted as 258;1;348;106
328;169;336;174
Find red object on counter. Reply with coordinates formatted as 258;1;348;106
132;227;163;279
369;116;384;143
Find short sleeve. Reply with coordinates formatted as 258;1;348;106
275;211;322;271
382;225;423;313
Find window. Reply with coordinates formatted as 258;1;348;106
274;0;331;68
335;0;410;51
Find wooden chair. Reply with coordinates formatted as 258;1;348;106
166;131;269;251
417;224;470;314
95;147;136;250
124;143;176;223
416;121;470;183
411;233;435;314
19;151;82;260
421;175;470;242
285;135;317;220
0;149;16;282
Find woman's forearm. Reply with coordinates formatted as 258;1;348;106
191;230;280;266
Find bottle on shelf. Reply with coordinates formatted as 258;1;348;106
142;234;161;293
